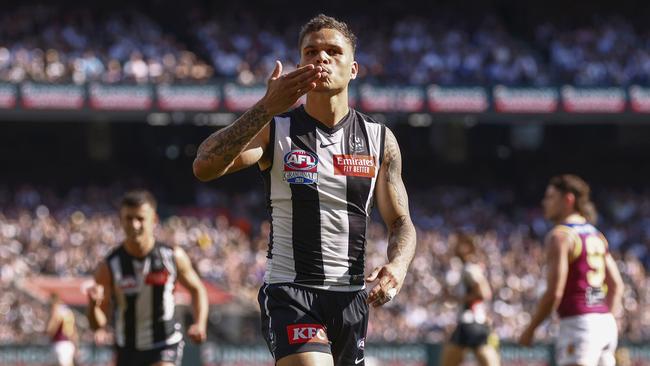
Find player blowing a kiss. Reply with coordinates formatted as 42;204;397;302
193;14;416;366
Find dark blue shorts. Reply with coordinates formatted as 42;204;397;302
258;283;368;365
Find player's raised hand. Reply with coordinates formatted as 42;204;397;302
87;284;104;307
258;60;323;116
187;323;207;344
365;263;406;307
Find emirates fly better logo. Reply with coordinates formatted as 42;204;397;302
333;155;376;178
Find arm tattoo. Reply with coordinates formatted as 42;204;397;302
196;103;271;174
383;129;417;267
383;130;408;210
387;215;416;267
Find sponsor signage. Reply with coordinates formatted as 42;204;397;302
89;84;152;110
4;82;650;118
493;86;558;113
333;154;376;178
628;85;650;113
360;85;425;112
21;83;84;109
0;83;17;108
286;324;329;345
499;344;551;366
0;345;113;366
201;344;274;366
223;83;266;111
365;344;428;366
157;85;220;111
561;86;626;113
428;85;489;112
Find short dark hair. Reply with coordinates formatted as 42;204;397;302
121;190;157;210
549;174;597;223
298;14;357;53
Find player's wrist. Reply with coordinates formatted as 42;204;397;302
254;99;276;119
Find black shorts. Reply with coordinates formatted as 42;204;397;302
450;322;490;348
115;341;184;366
258;283;368;365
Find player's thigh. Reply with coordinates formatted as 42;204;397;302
441;343;465;366
258;284;331;361
473;344;501;366
328;289;368;365
277;351;334;366
151;362;176;366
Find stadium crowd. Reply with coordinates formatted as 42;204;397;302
1;184;649;345
1;4;650;86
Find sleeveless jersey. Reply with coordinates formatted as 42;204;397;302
262;105;385;290
105;243;182;350
556;222;610;318
51;305;75;342
457;263;488;324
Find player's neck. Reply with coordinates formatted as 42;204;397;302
560;213;587;225
305;90;349;127
124;237;155;258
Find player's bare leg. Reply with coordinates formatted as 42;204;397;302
277;352;334;366
441;343;465;366
473;344;501;366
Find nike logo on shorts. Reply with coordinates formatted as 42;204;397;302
354;357;364;364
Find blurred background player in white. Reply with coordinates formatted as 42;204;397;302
86;190;209;366
46;293;78;366
519;174;624;366
440;233;500;366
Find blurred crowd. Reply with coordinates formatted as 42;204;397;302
1;184;649;345
0;5;213;84
2;4;650;86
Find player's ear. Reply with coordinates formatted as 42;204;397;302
350;61;358;80
565;192;576;208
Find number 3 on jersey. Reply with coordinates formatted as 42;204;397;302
585;235;606;287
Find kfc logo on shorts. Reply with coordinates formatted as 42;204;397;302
287;324;329;345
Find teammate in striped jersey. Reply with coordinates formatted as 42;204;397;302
193;14;417;366
440;233;500;366
86;190;208;366
519;175;624;366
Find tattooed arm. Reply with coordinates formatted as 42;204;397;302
193;61;324;181
366;127;417;307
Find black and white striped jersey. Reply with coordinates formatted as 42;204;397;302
105;243;182;350
262;105;385;291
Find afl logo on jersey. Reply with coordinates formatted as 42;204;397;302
283;150;319;184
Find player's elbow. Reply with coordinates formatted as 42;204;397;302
610;278;624;295
547;289;564;305
192;159;219;182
